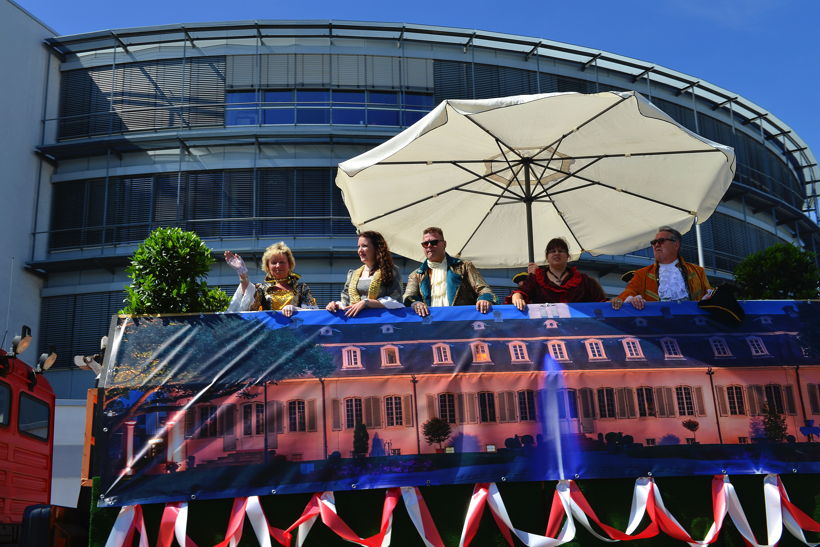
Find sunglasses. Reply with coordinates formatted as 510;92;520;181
650;237;677;246
420;239;441;247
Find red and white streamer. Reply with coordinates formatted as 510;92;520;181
157;502;197;547
400;486;445;547
105;474;819;546
106;504;148;547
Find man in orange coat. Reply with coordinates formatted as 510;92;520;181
611;226;711;310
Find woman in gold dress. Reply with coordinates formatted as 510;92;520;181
325;231;403;317
225;242;316;316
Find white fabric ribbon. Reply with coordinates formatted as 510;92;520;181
105;505;148;547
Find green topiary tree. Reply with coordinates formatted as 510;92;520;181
733;243;819;300
422;417;452;450
682;419;700;442
762;404;788;443
353;422;369;457
122;227;230;314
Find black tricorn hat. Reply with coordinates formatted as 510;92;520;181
620;270;636;283
512;272;529;284
698;283;745;326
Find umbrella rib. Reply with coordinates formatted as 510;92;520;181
451;161;526;200
455;187;517;199
536;93;633;155
460;114;524;162
531;157;604;199
359;162;525;224
556;180;694;214
365;148;721;166
532;135;565;198
455;179;517;258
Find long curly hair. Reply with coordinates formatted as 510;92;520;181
359;231;394;286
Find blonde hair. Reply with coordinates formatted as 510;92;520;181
261;242;295;275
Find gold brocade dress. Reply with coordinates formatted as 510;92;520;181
251;273;316;311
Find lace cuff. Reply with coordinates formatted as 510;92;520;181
227;283;255;312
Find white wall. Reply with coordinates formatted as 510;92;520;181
0;0;55;357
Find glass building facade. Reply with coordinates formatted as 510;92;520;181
32;21;818;376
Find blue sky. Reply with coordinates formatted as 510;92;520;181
17;0;820;167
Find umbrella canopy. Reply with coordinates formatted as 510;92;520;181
336;91;735;268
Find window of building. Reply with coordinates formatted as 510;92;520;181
661;338;684;359
289;400;307;432
597;388;616;418
622;338;644;359
738;437;748;444
381;346;401;367
518;390;537;421
764;384;784;414
471;342;492;363
198;405;218;438
508;342;529;362
645;438;656;446
225;89;434;128
18;393;50;441
585;339;607;360
547;340;569;361
636;386;656;417
710;337;732;358
544;320;558;329
478;392;497;423
342;347;362;368
809;384;820;414
0;381;9;426
243;404;254;435
255;404;264;435
747;336;769;356
385;396;403;427
685;438;696;445
345;398;363;429
438;393;456;424
432;344;453;365
556;389;579;420
675;386;695;416
726;386;745;415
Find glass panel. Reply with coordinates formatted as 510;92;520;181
296;109;330;124
226;91;258;104
368;109;400;126
403;110;427;126
19;393;49;441
333;90;366;104
332;109;366;125
226;109;258;126
0;381;9;426
296;90;330;105
263;109;295;124
264;90;295;103
404;93;434;107
369;91;398;104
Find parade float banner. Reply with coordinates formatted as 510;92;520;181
97;301;820;507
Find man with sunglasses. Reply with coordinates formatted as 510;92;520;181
404;227;496;317
611;226;711;310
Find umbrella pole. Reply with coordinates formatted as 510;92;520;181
695;216;705;267
524;160;535;263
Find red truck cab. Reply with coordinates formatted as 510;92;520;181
0;348;55;542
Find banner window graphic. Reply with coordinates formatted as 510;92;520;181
97;301;820;507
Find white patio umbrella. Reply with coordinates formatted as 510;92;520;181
336;91;735;268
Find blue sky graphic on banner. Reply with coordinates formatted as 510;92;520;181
97;301;820;507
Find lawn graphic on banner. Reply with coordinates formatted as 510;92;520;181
97;301;820;507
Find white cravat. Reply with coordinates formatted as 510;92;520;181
428;260;448;307
658;260;688;301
